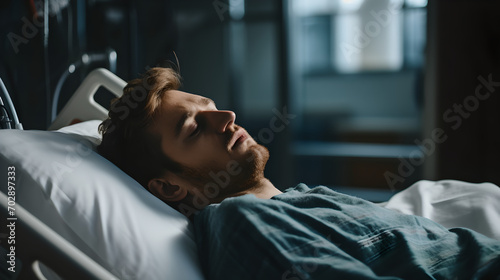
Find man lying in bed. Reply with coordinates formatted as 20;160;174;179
97;67;500;280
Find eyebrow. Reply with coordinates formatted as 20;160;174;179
200;97;216;107
174;97;216;138
175;113;189;138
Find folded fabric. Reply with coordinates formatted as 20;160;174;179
383;180;500;240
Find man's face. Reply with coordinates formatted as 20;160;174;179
148;90;269;201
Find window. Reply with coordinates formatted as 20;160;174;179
287;0;428;190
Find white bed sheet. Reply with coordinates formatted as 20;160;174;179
381;180;500;240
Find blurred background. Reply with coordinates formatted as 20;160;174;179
1;0;499;200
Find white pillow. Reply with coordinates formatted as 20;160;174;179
0;121;204;280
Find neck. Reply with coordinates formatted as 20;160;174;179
177;177;282;220
233;177;282;199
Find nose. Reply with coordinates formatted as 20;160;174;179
203;110;236;133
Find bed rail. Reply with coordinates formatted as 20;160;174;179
48;68;126;130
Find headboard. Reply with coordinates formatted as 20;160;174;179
49;68;126;130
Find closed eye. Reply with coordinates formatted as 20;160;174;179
189;122;201;138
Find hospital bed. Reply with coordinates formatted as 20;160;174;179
0;69;499;280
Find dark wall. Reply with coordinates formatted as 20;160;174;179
426;1;500;185
0;0;178;130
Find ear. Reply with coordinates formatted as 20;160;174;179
147;178;188;202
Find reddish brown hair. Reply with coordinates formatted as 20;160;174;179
98;67;182;186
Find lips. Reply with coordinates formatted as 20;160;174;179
229;129;247;150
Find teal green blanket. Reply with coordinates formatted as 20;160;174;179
194;184;500;280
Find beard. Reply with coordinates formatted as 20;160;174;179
178;142;270;206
